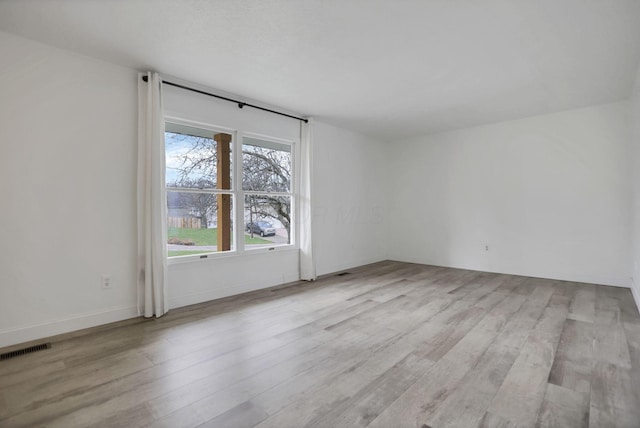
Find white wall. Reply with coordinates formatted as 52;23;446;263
312;122;387;275
631;67;640;308
0;31;388;347
387;102;632;287
0;31;140;347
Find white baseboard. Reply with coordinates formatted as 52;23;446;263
0;305;139;349
316;256;386;278
168;271;301;310
387;256;631;288
6;260;633;349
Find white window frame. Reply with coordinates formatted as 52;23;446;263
239;131;296;253
165;116;297;264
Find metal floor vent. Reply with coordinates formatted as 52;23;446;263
1;342;51;361
336;272;352;277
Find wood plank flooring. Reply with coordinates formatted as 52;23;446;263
1;261;639;427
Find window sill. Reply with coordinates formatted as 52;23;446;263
167;244;298;266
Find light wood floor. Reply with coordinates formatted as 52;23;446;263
1;261;639;428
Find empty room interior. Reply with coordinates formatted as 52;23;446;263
2;1;640;427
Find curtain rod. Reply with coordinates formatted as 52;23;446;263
141;75;308;123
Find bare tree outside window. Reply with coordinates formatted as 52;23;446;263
243;138;292;244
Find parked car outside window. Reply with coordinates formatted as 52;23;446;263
246;221;276;237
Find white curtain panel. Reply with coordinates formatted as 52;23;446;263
299;118;316;281
137;72;169;317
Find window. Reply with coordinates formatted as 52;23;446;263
243;136;293;249
165;122;294;258
165;122;233;257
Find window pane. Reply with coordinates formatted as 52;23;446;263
242;137;291;192
165;123;232;190
244;194;291;248
167;191;234;257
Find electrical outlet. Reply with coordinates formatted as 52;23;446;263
485;245;489;252
102;274;112;289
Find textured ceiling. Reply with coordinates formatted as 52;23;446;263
1;0;639;140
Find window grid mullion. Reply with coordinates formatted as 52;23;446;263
166;187;232;195
243;191;293;197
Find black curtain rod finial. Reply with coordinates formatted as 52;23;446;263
140;74;307;123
